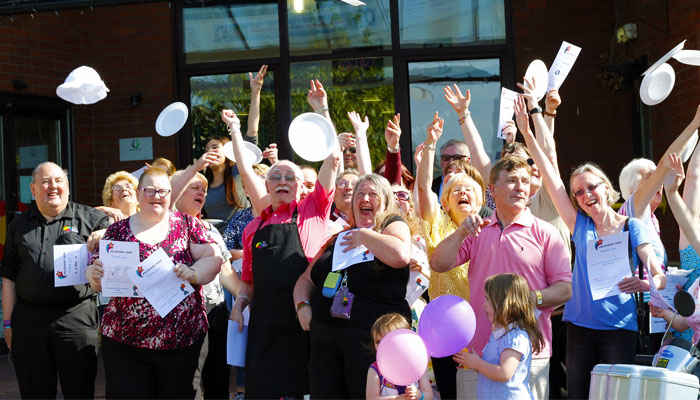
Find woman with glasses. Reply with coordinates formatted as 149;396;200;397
513;96;665;399
97;171;139;222
85;166;222;398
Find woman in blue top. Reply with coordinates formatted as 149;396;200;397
514;97;665;399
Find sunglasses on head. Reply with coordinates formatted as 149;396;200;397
440;154;467;162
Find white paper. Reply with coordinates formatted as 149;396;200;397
406;271;429;307
649;267;691;333
331;230;375;272
100;240;143;297
53;244;89;287
227;321;248;367
231;258;243;274
586;232;632;301
131;165;148;180
497;88;518;139
126;248;193;317
547;41;582;91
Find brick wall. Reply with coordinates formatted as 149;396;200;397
0;3;177;207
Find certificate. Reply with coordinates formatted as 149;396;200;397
331;229;375;272
497;88;518;139
53;244;89;287
649;267;691;333
100;240;142;297
547;41;582;91
586;231;632;301
227;307;250;367
126;248;194;317
406;271;429;307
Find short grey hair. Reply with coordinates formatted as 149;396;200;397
31;162;68;183
439;139;470;158
619;158;656;200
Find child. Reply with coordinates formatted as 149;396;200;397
453;274;544;399
367;313;434;400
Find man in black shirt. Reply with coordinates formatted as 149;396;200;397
0;162;109;398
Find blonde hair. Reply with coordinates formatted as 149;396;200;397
440;173;484;218
172;170;208;191
351;174;401;232
138;166;171;189
151;157;176;177
392;185;429;241
102;171;138;207
485;274;545;353
371;313;410;351
569;162;620;210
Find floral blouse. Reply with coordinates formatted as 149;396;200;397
96;211;213;350
222;207;254;250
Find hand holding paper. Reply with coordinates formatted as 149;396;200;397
497;88;519;139
548;41;582;91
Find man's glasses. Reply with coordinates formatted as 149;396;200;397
268;173;299;182
140;187;171;197
111;183;134;192
573;182;604;198
440;154;467;162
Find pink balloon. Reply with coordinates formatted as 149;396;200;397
418;295;476;357
376;329;428;386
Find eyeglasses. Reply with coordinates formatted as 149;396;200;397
337;180;356;189
111;183;134;192
440;154;467;162
268;173;299;182
140;187;171;197
573;182;604;198
394;191;410;201
343;147;357;154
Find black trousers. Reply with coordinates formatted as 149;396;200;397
566;323;637;400
102;334;205;399
549;313;567;399
309;320;375;399
201;303;231;399
431;356;457;400
11;299;98;399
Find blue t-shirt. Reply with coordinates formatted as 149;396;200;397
563;212;651;331
477;326;533;400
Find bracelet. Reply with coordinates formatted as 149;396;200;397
296;300;311;315
227;121;241;133
387;144;400;153
528;106;543;115
458;111;471;125
419;390;424;400
191;268;198;285
543;110;557;117
423;143;436;151
315;107;328;114
3;319;10;329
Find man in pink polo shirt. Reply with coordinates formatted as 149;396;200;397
432;155;572;400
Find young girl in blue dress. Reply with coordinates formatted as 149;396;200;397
453;274;544;399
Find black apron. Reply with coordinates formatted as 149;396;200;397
245;208;310;399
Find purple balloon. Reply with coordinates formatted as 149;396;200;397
418;295;476;357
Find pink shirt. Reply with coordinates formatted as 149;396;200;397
241;181;334;283
456;209;572;358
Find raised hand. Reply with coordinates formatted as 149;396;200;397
516;76;538;109
348;111;369;135
502;120;517;144
426;111;444;145
385;113;401;149
414;142;425;166
443;84;470;115
513;96;531;137
249;65;268;93
664;152;685;193
307;79;328;112
337;132;356;150
195;151;220;171
262;143;278;164
222;109;241;133
545;89;561;114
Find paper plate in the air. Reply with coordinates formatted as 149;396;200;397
642;40;686;76
288;113;336;162
56;66;109;105
155;102;188;137
673;50;700;66
681;130;699;163
640;63;675;106
524;60;549;101
222;141;263;165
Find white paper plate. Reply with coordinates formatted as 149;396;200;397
640;63;675;106
642;40;686;76
155;102;188;137
56;66;110;105
288;113;337;162
524;59;549;101
681;130;699;163
222;141;263;165
673;50;700;66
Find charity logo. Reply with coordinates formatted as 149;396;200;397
132;285;139;296
56;271;67;279
594;239;604;250
362;249;370;261
62;226;78;233
106;242;114;254
136;265;144;277
255;241;268;249
132;139;140;149
180;283;189;296
565;45;572;53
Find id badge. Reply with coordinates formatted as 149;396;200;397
322;271;342;298
330;272;353;319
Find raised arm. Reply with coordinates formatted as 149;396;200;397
348;111;372;175
680;136;700;249
308;79;330;120
518;77;559;175
246;65;268;145
222;109;270;213
444;84;491;181
665;152;700;253
170;151;219;208
416;112;444;223
514;96;577;232
543;89;561;136
317;145;341;194
632;105;700;217
383;114;403;185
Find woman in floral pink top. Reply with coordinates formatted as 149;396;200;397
86;167;221;399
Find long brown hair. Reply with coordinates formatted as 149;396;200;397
203;136;244;209
484;273;545;353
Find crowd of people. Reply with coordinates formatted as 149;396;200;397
3;63;700;400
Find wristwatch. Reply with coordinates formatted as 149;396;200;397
528;106;543;115
534;290;543;306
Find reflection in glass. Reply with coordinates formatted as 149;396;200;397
184;2;280;64
399;0;505;48
190;72;276;160
287;0;391;56
408;59;501;174
14;117;61;205
290;57;394;166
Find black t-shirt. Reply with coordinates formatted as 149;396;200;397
0;201;109;305
310;215;411;329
